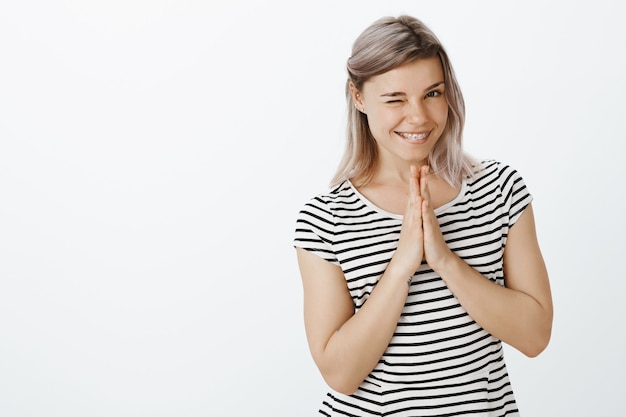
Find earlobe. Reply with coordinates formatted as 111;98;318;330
349;82;366;113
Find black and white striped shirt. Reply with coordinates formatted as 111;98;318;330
294;160;532;416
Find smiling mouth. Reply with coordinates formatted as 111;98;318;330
397;131;430;142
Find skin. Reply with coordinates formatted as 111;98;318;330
296;57;553;396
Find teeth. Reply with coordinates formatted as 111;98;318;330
400;132;428;140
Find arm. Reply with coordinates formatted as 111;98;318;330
296;247;411;395
296;166;426;395
423;201;553;357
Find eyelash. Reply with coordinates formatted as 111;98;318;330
385;90;443;104
425;90;443;98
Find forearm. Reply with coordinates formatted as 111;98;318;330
319;266;411;394
436;254;552;357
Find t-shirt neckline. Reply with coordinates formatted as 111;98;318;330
346;178;468;220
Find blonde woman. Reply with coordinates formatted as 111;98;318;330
294;15;553;416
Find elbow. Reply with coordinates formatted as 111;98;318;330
520;325;552;358
521;342;548;358
520;306;553;358
321;371;363;396
313;342;371;395
328;381;361;396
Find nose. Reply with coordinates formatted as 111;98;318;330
406;100;427;124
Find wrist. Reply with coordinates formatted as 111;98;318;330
429;249;459;277
385;259;418;286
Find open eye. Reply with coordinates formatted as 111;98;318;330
425;90;443;98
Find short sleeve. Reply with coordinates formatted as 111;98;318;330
499;164;533;228
293;196;339;266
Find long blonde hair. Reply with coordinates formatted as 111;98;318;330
331;15;475;188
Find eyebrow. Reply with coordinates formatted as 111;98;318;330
380;81;445;97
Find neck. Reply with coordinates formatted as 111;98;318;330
371;157;429;187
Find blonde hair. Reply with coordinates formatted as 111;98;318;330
331;15;475;188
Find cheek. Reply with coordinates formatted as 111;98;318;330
433;102;449;125
369;110;400;133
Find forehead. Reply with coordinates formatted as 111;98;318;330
362;56;444;94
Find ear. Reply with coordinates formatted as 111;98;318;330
349;82;366;113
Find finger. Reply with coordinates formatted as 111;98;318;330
409;165;420;200
420;165;431;202
421;199;434;249
422;199;431;225
421;199;436;239
407;165;423;222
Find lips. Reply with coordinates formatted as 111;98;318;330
396;131;430;142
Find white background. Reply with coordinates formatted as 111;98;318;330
1;1;624;416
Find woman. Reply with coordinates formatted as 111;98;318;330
294;15;553;416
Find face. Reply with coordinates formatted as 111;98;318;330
352;57;448;169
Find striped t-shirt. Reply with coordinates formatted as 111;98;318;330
294;160;532;416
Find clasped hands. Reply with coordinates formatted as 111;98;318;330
392;165;455;278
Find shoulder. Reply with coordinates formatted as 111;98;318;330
468;159;527;190
468;159;532;223
294;181;355;263
297;181;357;218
